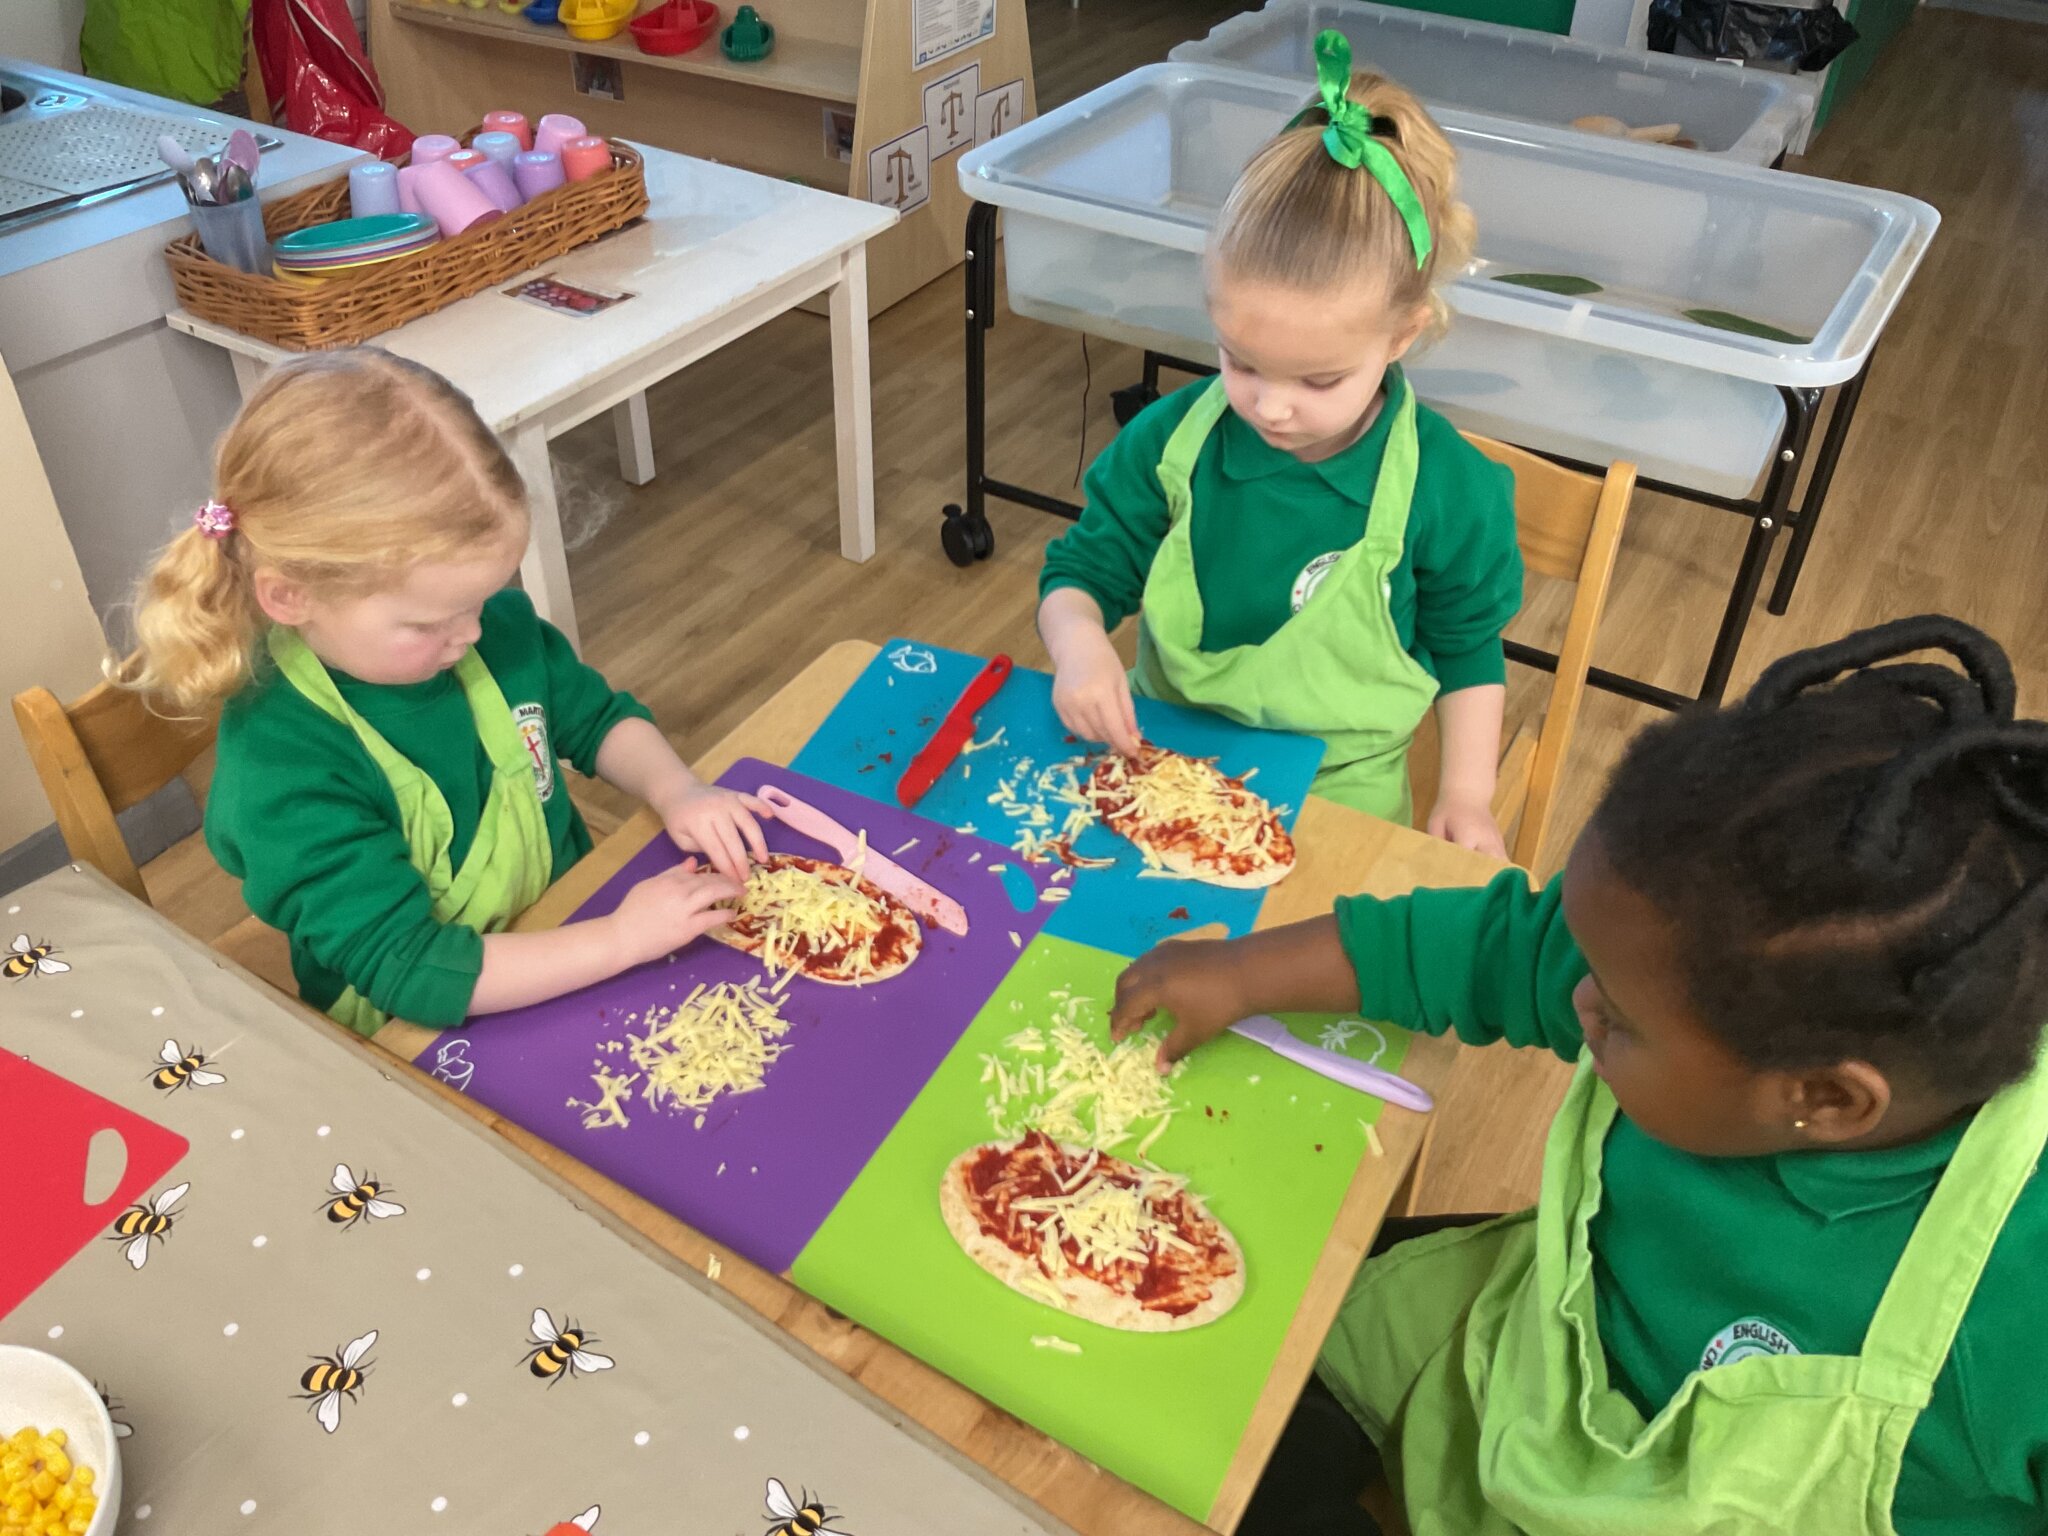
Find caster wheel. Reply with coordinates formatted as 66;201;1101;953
1111;382;1160;427
941;504;995;566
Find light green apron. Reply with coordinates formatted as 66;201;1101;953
1319;1050;2048;1535
268;629;554;1036
1130;375;1439;822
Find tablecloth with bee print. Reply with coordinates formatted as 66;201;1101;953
0;863;1077;1536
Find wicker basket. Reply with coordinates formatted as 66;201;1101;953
165;139;649;351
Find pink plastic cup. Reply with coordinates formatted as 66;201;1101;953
411;159;503;237
481;110;533;152
560;135;613;183
532;113;587;161
409;133;462;166
445;147;488;175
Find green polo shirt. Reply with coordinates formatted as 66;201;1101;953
1335;871;2048;1535
1039;373;1521;693
208;589;652;1028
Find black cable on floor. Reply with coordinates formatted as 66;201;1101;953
1074;334;1094;489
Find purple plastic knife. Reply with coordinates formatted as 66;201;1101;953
1227;1014;1435;1113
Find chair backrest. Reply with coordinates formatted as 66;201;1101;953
1464;435;1635;871
12;681;220;905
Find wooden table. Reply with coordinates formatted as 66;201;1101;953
167;147;896;651
376;640;1506;1534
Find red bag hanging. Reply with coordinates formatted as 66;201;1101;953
250;0;417;159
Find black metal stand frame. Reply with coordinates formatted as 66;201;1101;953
941;201;1878;709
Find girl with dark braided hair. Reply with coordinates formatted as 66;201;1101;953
1111;615;2048;1536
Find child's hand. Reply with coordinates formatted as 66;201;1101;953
661;784;772;883
1051;635;1142;757
1109;939;1252;1069
1427;794;1509;861
608;858;743;968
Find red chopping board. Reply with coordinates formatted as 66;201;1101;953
0;1051;189;1317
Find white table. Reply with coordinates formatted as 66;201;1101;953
169;146;897;650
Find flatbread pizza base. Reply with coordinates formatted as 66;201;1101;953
939;1140;1245;1333
708;853;922;986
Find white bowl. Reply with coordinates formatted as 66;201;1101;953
0;1346;121;1536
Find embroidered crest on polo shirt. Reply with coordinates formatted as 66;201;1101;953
1291;551;1346;612
1701;1316;1801;1370
514;702;556;802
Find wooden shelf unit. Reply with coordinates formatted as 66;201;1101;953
369;0;1038;315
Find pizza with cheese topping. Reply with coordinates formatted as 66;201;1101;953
710;853;923;986
940;1132;1244;1332
1084;744;1296;889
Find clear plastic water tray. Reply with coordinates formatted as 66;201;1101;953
1171;0;1811;165
958;64;1938;395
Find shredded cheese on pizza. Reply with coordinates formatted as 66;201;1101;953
729;856;901;983
622;979;793;1115
1088;746;1289;871
1013;1168;1199;1275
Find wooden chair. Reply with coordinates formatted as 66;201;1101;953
1409;440;1635;874
12;681;293;990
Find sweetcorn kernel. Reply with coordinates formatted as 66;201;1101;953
64;1472;87;1492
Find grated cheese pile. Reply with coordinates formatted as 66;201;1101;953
980;992;1182;1157
1089;748;1285;870
986;754;1116;869
732;857;897;982
621;978;793;1117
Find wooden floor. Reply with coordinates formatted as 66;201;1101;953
145;6;2048;1220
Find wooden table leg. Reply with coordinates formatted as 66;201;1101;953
612;391;656;486
507;422;580;652
828;244;878;564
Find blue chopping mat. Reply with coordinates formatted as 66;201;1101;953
788;639;1327;958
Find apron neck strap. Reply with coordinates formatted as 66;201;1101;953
1855;1040;2048;1404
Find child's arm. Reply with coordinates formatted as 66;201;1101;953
1039;397;1180;755
1110;868;1587;1067
1040;588;1141;756
1429;683;1508;859
594;717;768;884
470;858;739;1014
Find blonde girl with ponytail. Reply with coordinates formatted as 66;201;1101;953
1039;33;1521;852
115;349;771;1036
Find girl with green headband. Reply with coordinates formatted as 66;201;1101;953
1039;34;1522;853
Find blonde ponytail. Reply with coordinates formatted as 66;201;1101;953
1211;71;1475;339
111;350;529;713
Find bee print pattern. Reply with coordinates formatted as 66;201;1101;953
109;1182;188;1270
297;1329;377;1433
765;1479;854;1536
521;1309;614;1385
149;1038;225;1092
94;1384;132;1440
322;1165;405;1229
4;935;69;980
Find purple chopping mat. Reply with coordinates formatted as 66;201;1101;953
428;759;1056;1271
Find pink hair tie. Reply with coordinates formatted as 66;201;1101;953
194;500;236;539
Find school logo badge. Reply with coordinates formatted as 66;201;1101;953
514;702;556;803
1291;550;1346;613
1701;1316;1801;1370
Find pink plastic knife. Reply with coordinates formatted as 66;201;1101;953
756;783;970;936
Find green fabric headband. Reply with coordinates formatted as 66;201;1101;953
1295;29;1433;271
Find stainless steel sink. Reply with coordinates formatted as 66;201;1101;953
0;62;279;235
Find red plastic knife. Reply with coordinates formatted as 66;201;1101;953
896;653;1013;808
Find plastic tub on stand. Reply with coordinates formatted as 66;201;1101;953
948;63;1937;704
1170;0;1814;165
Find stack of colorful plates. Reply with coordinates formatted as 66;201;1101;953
272;214;441;280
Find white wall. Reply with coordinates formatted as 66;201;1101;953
0;0;89;72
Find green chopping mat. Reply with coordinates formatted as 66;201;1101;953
789;933;1414;1521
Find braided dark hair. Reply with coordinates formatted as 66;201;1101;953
1592;616;2048;1102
